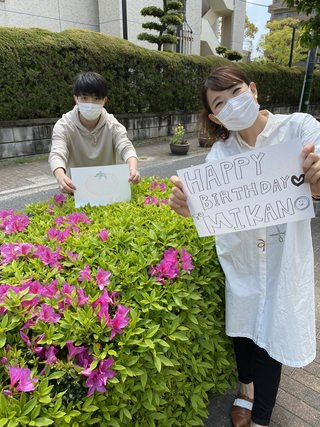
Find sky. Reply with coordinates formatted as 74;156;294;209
245;0;271;58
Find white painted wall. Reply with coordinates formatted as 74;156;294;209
0;0;99;31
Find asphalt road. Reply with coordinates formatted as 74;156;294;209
0;153;207;212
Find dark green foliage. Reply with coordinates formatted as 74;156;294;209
215;45;243;62
137;1;184;51
0;27;319;122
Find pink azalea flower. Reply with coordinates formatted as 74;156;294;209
159;182;167;191
81;358;116;396
98;229;109;241
67;251;78;260
48;205;55;215
78;264;92;282
20;331;32;348
180;248;194;273
41;280;58;298
149;181;158;190
77;288;89;306
109;305;130;340
95;268;111;290
9;366;38;392
2;214;29;234
44;346;59;365
77;349;93;368
55;212;91;227
33;245;63;269
144;196;159;205
160;199;168;204
38;304;61;323
0;209;14;219
53;193;66;205
66;341;88;361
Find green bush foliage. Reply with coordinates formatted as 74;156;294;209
0;177;235;426
1;27;319;122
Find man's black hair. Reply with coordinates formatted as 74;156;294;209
72;71;108;98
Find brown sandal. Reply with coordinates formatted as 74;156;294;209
231;392;253;427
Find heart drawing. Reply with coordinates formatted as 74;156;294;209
291;174;305;187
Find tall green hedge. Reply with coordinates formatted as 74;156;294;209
0;27;319;121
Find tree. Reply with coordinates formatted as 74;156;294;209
283;0;320;46
258;18;306;65
137;1;183;51
244;16;258;59
215;45;243;62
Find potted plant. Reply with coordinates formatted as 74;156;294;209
198;126;216;148
169;123;190;155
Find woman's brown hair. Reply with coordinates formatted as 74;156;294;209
200;66;251;142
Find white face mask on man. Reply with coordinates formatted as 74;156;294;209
213;87;260;131
77;103;104;121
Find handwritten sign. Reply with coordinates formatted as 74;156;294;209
177;139;314;237
71;164;131;208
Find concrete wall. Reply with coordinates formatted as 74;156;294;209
0;112;200;160
0;0;100;31
0;0;202;55
201;0;246;56
1;107;319;160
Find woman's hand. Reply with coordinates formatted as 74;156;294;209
169;176;191;217
54;168;76;193
302;144;320;197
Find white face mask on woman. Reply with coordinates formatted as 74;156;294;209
78;103;104;121
214;87;260;131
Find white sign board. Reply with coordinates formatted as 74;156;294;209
71;164;131;208
177;139;314;237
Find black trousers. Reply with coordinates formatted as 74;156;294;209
233;337;282;426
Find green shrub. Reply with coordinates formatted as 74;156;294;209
1;27;319;122
0;177;235;426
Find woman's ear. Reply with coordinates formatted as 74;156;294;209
208;113;222;125
103;96;108;106
249;82;258;100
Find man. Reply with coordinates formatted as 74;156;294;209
49;71;140;193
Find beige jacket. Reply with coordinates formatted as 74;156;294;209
49;106;137;176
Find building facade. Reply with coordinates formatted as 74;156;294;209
268;0;311;21
0;0;245;56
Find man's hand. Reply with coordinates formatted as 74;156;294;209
129;168;141;184
302;144;320;197
54;168;76;194
168;176;191;217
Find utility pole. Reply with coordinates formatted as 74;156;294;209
288;25;297;67
299;47;318;112
122;0;128;40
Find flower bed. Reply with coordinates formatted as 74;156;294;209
0;177;235;427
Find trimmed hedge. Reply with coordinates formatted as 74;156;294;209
0;27;319;121
0;178;236;426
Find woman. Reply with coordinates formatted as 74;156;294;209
169;66;320;427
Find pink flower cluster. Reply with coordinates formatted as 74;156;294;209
144;178;168;205
0;210;29;234
4;366;38;394
81;358;116;396
149;247;194;283
0;203;129;397
0;242;63;268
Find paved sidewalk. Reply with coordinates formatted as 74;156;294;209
0;137;320;426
